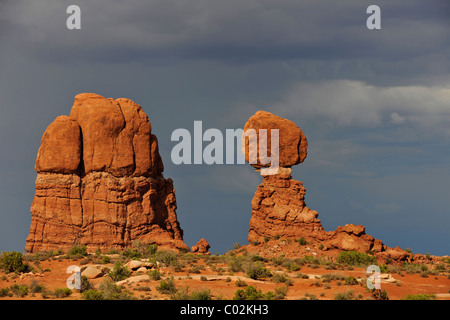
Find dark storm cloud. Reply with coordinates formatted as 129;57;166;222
2;0;449;64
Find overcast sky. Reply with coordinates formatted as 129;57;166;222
0;0;449;255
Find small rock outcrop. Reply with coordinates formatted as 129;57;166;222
26;93;187;253
244;111;386;254
191;238;211;255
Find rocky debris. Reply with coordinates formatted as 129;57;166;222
81;266;105;279
191;238;211;255
327;224;385;253
376;246;410;262
125;260;154;270
244;111;387;255
26;93;188;253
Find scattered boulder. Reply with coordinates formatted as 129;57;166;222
81;266;104;279
126;260;154;271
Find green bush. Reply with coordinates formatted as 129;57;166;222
82;289;104;300
344;276;358;286
245;261;272;280
99;279;134;300
336;251;377;266
235;278;247;287
371;289;389;300
403;293;436;300
0;287;12;297
294;237;308;245
189;288;212;300
272;273;293;286
233;286;274;300
156;277;177;294
9;284;29;298
0;251;30;273
53;288;72;298
120;248;142;260
108;261;131;281
334;290;356;300
80;275;94;292
148;269;162;281
82;280;135;300
67;245;88;258
29;280;46;293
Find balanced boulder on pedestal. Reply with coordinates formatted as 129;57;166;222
243;111;386;254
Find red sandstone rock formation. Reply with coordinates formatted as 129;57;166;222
25;93;187;253
243;110;308;169
191;238;211;255
244;111;386;254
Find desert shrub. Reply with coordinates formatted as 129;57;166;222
336;251;377;266
99;279;134;300
82;289;104;300
108;261;131;281
120;248;142;260
402;262;428;274
272;273;293;286
82;279;134;300
53;288;72;298
154;251;183;270
233;286;274;300
29;280;46;293
0;251;30;273
370;289;389;300
251;254;267;262
189;288;212;300
80;276;94;292
321;274;346;282
274;285;288;299
303;293;318;300
24;250;60;262
245;261;272;280
101;256;111;264
403;294;436;300
334;290;356;300
235;278;248;287
9;284;29;298
227;255;245;273
156;277;177;294
294;237;307;245
67;245;88;259
0;287;12;297
148;269;162;281
344;276;358;286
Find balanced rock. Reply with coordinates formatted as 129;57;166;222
26;93;187;253
244;111;386;254
243;111;308;169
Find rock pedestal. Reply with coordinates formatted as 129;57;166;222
244;111;386;254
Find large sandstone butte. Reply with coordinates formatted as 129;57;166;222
26;93;187;253
244;111;387;255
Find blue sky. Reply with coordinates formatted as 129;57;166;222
0;0;449;255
